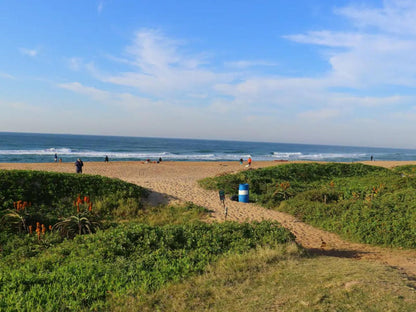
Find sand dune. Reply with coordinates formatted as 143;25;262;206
2;160;416;276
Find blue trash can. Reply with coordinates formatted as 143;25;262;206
238;183;249;203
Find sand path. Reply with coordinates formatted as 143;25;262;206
2;160;416;276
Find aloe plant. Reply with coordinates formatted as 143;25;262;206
53;213;99;238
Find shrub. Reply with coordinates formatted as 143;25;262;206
200;162;416;248
0;221;295;311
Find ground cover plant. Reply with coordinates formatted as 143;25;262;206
0;170;295;311
123;246;416;312
200;163;416;248
0;170;148;231
0;221;295;311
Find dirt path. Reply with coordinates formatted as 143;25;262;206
2;160;416;276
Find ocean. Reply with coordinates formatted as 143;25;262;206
1;132;416;163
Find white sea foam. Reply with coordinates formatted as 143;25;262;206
0;148;255;160
272;152;302;159
0;148;72;155
0;148;367;161
272;152;367;160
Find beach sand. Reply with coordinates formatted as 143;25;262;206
2;160;416;276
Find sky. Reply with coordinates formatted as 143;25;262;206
1;0;416;148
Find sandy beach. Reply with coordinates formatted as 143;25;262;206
2;160;416;276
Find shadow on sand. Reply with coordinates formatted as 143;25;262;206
306;248;371;259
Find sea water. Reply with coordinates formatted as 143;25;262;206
1;132;416;163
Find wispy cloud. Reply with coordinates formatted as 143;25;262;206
67;57;83;71
336;0;416;35
225;60;278;69
19;48;38;57
61;1;416;146
57;81;160;110
97;1;104;14
93;29;235;99
0;72;15;80
58;82;110;101
285;1;416;89
298;108;343;121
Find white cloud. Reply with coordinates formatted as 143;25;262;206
298;108;343;121
58;82;110;101
225;60;278;69
284;1;416;90
336;0;416;35
94;29;235;100
57;81;161;110
67;57;83;71
285;31;364;48
0;72;15;80
19;48;38;57
57;3;416;147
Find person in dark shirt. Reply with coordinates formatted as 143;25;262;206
75;158;84;173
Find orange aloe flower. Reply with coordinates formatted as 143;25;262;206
36;226;41;240
29;225;33;234
88;202;92;211
49;225;52;231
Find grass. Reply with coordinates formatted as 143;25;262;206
115;246;416;312
3;167;416;311
135;202;210;226
199;162;416;248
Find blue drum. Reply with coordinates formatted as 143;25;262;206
238;183;249;203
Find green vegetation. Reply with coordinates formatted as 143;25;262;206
3;167;416;311
0;170;295;311
123;247;416;312
0;221;294;311
0;170;148;231
200;163;416;248
136;202;210;225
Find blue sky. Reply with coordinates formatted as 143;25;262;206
1;0;416;148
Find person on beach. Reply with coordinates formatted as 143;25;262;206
240;158;243;165
75;158;84;173
54;153;58;162
371;155;374;161
105;155;109;162
248;157;252;166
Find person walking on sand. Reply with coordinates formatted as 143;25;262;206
105;155;109;162
54;153;58;162
75;158;84;173
239;158;243;165
248;157;252;166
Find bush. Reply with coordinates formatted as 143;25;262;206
0;170;149;228
0;221;295;311
200;162;416;248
